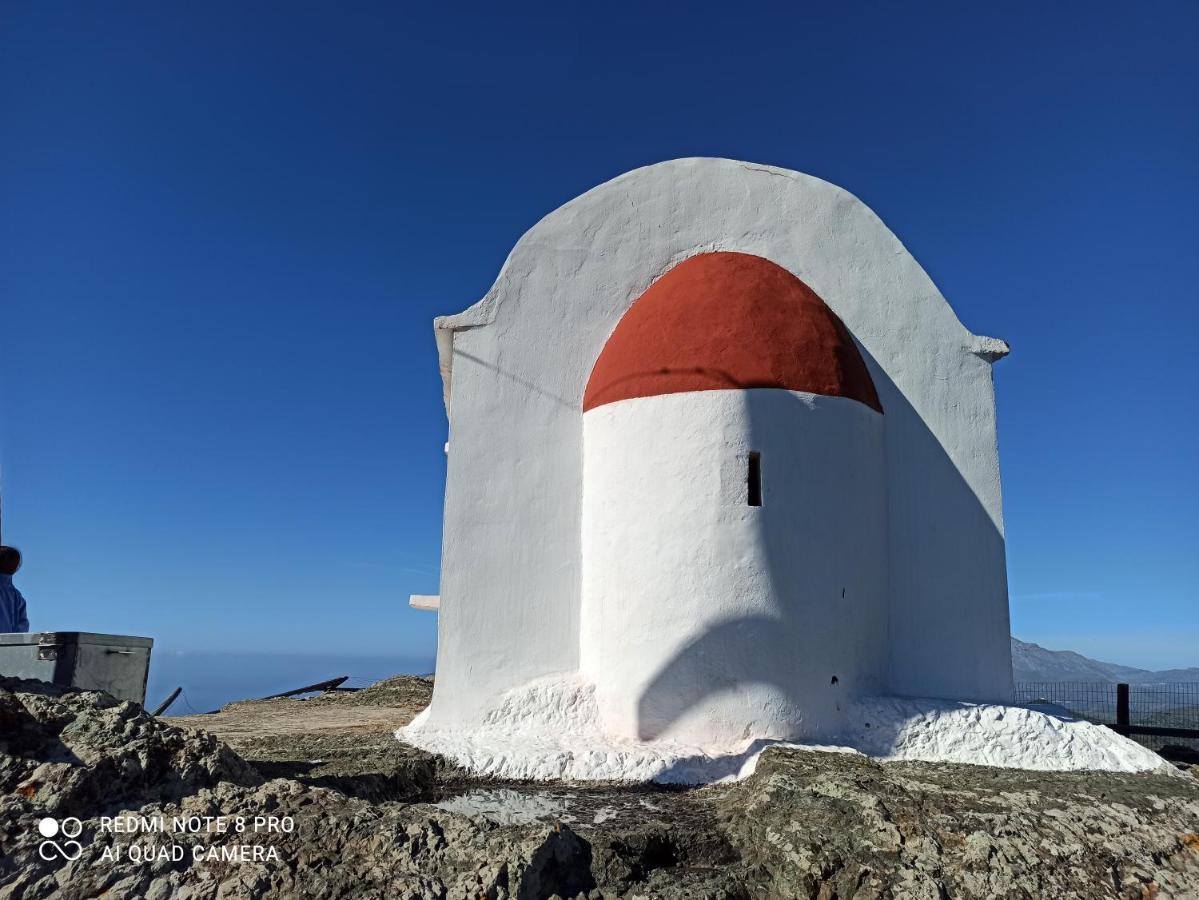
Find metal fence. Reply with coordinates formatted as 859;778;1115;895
1015;682;1199;753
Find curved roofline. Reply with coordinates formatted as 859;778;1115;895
583;251;883;414
433;158;1007;418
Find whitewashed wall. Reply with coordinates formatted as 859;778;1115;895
426;158;1012;729
580;389;887;746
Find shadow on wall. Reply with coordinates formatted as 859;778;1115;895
635;354;1010;743
586;365;804;403
860;345;1012;703
453;349;575;409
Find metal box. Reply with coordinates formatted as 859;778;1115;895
0;631;153;705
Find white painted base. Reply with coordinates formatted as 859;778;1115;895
397;675;1173;784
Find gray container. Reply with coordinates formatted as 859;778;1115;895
0;631;153;705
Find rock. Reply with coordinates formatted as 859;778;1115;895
0;677;259;819
1;676;1198;899
713;746;1199;899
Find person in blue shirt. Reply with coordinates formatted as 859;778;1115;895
0;545;29;633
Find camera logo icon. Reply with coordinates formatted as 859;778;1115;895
36;817;83;861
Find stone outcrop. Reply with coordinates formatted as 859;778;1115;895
2;676;1197;899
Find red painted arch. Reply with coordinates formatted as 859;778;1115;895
583;252;883;414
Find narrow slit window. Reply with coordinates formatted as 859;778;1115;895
747;452;762;507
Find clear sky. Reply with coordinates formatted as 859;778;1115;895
1;2;1196;670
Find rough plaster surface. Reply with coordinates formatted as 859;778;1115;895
398;674;1173;783
581;389;886;746
426;158;1013;736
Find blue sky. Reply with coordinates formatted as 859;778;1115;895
1;2;1196;670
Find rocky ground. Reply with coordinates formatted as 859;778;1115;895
2;676;1198;899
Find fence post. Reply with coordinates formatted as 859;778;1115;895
1115;683;1130;735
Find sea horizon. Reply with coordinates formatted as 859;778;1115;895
146;649;435;716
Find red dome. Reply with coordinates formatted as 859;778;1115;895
583;252;883;414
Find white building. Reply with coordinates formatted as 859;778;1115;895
409;158;1019;762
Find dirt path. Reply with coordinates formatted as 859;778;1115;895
174;700;415;740
172;674;431;738
171;676;438;799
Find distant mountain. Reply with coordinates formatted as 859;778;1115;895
1012;637;1199;683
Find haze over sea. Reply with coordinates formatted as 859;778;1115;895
146;650;433;716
